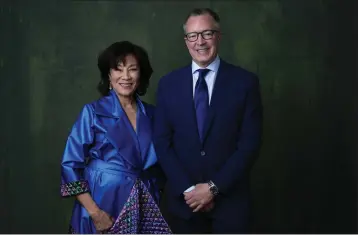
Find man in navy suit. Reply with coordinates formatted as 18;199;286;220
153;8;263;233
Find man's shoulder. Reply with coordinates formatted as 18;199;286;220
159;64;191;84
221;60;259;86
221;60;256;77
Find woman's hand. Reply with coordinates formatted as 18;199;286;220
76;193;114;232
90;209;115;232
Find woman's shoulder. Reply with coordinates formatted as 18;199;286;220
86;95;114;116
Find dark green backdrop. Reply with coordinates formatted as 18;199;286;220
1;0;357;233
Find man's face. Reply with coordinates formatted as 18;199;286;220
184;14;220;67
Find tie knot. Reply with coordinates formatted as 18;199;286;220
197;69;210;79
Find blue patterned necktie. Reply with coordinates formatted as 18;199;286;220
194;68;210;142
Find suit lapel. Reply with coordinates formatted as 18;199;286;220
176;62;229;145
181;65;200;135
202;60;228;144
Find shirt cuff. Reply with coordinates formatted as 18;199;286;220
184;185;195;193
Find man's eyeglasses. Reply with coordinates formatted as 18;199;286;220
185;30;218;42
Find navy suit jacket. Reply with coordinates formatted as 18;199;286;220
153;59;263;224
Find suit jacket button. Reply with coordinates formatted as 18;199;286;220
200;151;206;156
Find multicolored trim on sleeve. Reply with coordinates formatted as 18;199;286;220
61;180;89;197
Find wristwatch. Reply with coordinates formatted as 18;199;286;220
208;180;219;196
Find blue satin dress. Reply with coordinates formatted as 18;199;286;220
60;90;171;234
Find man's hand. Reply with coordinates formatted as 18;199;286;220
201;200;215;212
183;183;214;212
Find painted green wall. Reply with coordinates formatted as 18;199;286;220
0;0;356;233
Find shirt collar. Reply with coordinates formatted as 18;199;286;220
191;55;220;74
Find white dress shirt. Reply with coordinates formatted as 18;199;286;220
192;55;220;105
184;56;221;193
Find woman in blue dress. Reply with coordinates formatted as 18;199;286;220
60;41;171;234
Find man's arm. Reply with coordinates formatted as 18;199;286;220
153;78;194;196
212;75;263;194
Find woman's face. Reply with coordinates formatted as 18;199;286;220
109;54;140;98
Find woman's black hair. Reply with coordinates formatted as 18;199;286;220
97;41;153;96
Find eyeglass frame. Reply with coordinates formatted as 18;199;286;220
184;29;219;42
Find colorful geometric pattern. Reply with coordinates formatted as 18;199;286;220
107;179;172;234
61;180;89;197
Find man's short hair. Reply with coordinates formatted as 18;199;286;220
183;8;220;32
